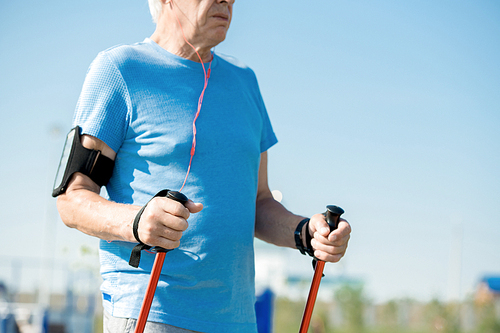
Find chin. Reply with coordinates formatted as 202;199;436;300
209;32;228;46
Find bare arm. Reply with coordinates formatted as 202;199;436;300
254;151;304;248
255;151;351;262
56;134;202;248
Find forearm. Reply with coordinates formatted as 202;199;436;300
57;187;139;243
254;196;305;249
255;152;351;261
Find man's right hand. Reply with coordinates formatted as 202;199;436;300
135;197;203;249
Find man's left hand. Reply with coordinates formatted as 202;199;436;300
308;214;351;262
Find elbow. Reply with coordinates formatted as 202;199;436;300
56;194;78;229
55;173;100;229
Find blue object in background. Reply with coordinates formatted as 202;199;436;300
255;288;274;333
482;276;500;293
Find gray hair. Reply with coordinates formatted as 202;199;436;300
148;0;163;24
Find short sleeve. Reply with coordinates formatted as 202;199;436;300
248;70;278;153
73;52;131;153
257;92;278;153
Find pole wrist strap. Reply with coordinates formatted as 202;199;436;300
294;218;312;255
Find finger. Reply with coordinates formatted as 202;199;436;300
311;236;348;256
148;232;182;250
314;250;346;263
151;197;190;219
311;223;350;249
141;202;189;232
312;234;348;263
152;222;186;249
159;215;189;232
328;220;351;243
308;214;330;237
185;200;203;214
137;216;186;248
151;224;185;246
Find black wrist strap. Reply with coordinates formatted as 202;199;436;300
129;189;170;268
305;221;315;257
294;218;310;255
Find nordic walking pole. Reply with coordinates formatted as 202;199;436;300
299;205;344;333
134;190;189;333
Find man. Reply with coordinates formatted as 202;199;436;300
55;0;351;332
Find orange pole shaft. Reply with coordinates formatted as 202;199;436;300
134;252;166;333
299;260;326;333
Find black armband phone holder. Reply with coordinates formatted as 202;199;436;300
52;126;115;197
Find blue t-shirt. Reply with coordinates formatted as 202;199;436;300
73;39;277;332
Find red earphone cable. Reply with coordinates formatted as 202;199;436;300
171;0;214;192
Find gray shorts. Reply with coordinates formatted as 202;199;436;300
103;310;201;333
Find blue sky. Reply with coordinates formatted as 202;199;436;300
1;0;499;303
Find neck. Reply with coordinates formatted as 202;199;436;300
150;30;213;63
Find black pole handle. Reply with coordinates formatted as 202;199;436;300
166;190;189;205
326;205;345;232
151;191;189;253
